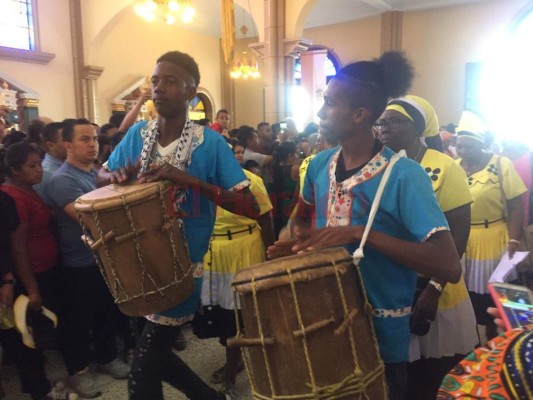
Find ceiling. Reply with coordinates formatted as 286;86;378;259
305;0;491;29
160;0;491;38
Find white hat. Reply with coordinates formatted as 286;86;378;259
14;295;58;349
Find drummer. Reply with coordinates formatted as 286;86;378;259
98;51;259;400
269;52;462;400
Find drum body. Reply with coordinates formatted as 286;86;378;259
74;181;193;316
230;247;387;400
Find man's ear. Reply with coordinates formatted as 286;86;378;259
353;107;371;124
186;86;197;101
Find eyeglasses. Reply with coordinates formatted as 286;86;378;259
373;118;411;131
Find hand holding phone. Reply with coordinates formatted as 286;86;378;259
488;282;533;331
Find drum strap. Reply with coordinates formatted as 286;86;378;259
352;150;406;266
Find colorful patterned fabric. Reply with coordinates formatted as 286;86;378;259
437;326;533;399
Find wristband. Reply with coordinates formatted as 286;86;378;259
508;239;520;246
428;279;443;294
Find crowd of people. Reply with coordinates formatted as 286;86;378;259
0;48;532;400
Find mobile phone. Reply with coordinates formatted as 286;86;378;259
279;122;287;130
488;282;533;331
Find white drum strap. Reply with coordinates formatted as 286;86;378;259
352;150;406;266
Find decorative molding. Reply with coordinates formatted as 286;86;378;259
361;0;394;11
0;46;55;64
0;72;40;99
20;98;40;107
248;42;266;59
111;103;126;112
113;76;148;104
81;65;104;80
283;38;312;59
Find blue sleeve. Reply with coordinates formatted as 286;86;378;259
396;159;449;242
211;132;248;190
48;174;87;209
106;121;145;171
301;150;332;205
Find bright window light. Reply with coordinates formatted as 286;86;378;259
480;12;533;147
0;0;34;50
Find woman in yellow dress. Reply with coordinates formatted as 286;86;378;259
455;112;526;340
201;141;275;398
376;95;478;400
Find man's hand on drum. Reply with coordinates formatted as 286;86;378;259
267;223;310;259
107;161;140;184
139;162;196;187
291;226;362;253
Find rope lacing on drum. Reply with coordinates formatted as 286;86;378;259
77;204;130;298
251;276;277;397
121;195;163;298
157;183;192;280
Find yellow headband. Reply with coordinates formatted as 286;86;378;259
385;95;440;137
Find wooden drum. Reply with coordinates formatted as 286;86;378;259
74;181;194;317
229;247;387;400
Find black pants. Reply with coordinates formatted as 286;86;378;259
128;321;221;400
0;266;65;399
385;362;408;400
60;265;119;375
406;354;466;400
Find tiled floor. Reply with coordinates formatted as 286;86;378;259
1;325;254;399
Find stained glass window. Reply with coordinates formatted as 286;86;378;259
0;0;35;50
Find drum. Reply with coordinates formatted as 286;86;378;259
74;181;194;317
229;247;387;400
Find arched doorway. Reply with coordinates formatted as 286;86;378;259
189;90;214;122
291;45;340;130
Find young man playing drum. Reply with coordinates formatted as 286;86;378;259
268;52;462;400
98;51;259;400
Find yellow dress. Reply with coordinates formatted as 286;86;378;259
201;170;273;310
409;149;478;360
461;154;526;294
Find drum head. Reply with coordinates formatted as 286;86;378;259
74;181;171;212
232;247;353;294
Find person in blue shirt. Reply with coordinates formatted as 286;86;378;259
33;122;66;206
98;51;259;400
268;52;462;400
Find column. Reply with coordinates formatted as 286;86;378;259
381;11;403;53
81;65;104;124
300;48;327;126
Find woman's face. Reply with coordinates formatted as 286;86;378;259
375;110;418;152
456;136;483;160
233;145;245;164
12;152;43;185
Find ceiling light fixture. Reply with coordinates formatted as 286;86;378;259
134;0;196;25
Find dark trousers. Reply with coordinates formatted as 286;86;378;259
0;327;50;399
60;265;118;375
0;266;65;399
385;362;408;400
406;354;466;400
128;321;220;400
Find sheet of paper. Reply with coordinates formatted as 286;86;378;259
489;251;529;283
